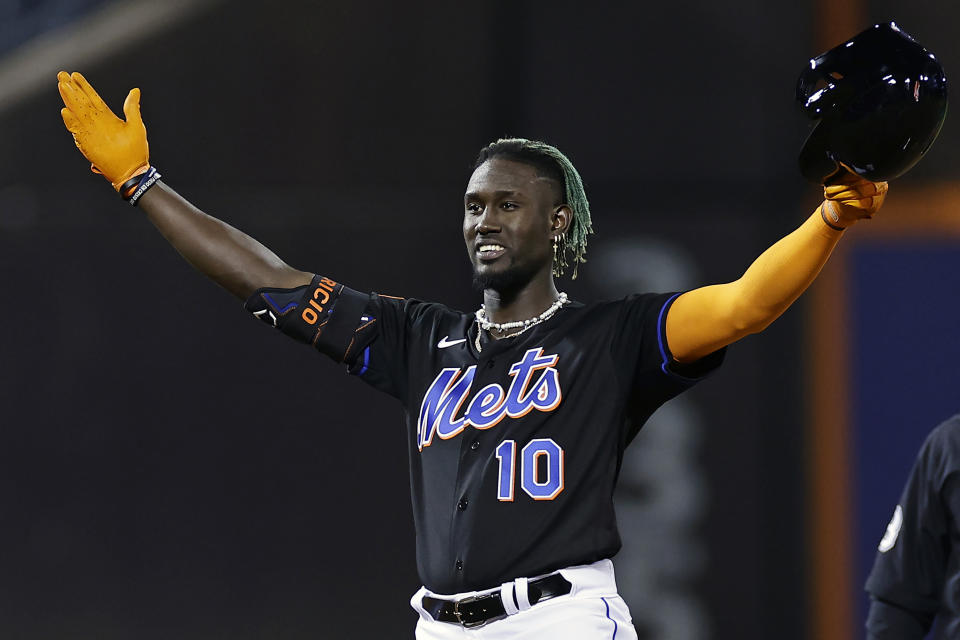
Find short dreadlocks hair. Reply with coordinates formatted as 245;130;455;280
473;138;593;278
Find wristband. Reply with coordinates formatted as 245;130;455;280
819;201;846;231
119;167;161;206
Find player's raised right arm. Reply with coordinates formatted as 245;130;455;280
57;71;311;299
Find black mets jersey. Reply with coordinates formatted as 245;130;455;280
246;275;724;594
865;414;960;639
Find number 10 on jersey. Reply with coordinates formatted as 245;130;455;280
495;438;564;501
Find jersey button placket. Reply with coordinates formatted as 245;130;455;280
451;353;492;585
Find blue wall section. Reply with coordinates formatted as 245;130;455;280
850;240;960;629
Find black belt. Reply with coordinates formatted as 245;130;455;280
422;573;572;628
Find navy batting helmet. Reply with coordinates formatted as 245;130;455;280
797;22;948;183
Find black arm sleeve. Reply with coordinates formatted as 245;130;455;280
244;275;369;362
245;276;416;402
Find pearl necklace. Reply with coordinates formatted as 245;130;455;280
474;292;568;352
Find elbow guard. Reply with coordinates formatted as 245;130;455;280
244;275;369;362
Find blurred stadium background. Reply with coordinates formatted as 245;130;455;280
0;1;957;638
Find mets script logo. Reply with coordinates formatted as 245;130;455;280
417;347;562;451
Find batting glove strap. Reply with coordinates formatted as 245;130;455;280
120;166;161;205
819;201;847;231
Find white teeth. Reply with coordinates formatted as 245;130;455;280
479;244;504;252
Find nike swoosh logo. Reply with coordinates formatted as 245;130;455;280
437;336;466;348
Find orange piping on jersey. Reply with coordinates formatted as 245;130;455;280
341;336;356;362
310;318;330;347
343;320;377;362
355;319;376;332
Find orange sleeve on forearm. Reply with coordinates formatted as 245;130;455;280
666;207;843;362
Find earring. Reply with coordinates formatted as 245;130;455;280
552;235;563;277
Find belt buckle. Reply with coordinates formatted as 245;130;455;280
453;594;487;629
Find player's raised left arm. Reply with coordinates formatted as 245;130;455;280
665;173;887;362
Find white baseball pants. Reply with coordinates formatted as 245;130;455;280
410;559;638;639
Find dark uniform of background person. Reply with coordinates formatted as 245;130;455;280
866;414;960;639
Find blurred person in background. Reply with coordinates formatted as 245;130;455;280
866;414;960;639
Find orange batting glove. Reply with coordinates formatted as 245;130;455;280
57;71;150;193
820;170;888;230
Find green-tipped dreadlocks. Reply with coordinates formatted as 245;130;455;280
473;138;594;279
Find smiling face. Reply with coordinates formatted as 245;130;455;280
463;157;567;294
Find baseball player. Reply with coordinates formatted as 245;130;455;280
865;414;960;639
57;70;886;638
